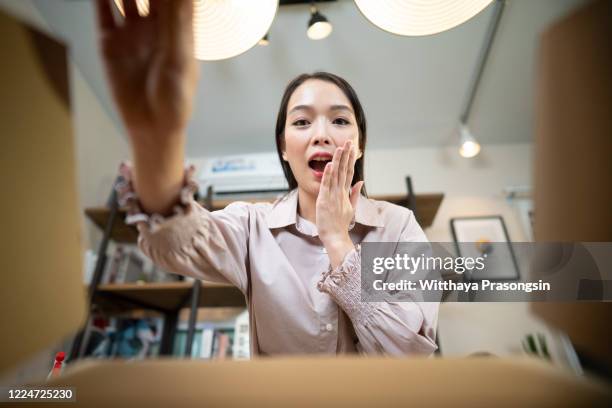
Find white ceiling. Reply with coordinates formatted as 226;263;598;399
34;0;585;156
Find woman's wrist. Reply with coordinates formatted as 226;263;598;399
322;233;355;268
129;131;187;216
128;125;187;149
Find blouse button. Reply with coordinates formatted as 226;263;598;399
325;323;333;332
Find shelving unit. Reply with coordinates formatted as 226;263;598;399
93;282;245;313
70;180;247;362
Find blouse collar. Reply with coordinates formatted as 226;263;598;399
266;188;384;230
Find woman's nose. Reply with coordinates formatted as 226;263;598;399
311;121;332;146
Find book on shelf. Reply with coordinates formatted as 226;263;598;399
85;315;164;360
215;332;231;360
232;309;250;360
173;308;249;360
80;308;248;360
86;243;182;285
200;328;214;359
83;249;97;284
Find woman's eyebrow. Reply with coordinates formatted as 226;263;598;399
329;104;353;113
288;104;313;115
288;104;354;114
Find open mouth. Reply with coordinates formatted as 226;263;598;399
308;158;332;173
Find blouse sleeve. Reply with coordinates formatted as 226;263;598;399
116;162;250;293
316;212;439;356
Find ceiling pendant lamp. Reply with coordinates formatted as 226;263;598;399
307;4;333;40
113;0;278;61
354;0;494;36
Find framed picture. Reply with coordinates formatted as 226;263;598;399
450;216;520;281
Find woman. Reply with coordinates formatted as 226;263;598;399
96;0;438;356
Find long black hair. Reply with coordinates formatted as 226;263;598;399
274;72;367;194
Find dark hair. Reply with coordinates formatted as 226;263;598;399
274;72;367;194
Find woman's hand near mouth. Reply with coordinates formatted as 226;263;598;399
316;140;365;268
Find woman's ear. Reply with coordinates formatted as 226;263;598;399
280;137;288;161
356;149;363;160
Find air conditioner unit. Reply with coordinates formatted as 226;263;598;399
198;152;289;199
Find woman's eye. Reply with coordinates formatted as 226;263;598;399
333;118;350;125
293;119;310;127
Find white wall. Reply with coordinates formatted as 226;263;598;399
70;63;130;248
364;143;533;242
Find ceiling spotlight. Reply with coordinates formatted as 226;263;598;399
307;4;333;40
459;124;481;158
258;33;270;46
354;0;493;36
113;0;278;61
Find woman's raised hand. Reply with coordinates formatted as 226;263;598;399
95;0;198;141
95;0;199;215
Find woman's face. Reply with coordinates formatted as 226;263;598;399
282;79;362;196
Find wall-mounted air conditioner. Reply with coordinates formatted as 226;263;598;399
198;153;289;199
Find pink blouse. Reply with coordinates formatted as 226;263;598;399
117;163;438;357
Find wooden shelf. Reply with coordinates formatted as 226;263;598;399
92;281;245;313
373;193;444;228
85;207;137;243
85;193;443;243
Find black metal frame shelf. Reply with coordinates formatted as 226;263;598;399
69;178;246;362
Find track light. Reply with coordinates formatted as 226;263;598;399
459;124;481;158
307;5;332;40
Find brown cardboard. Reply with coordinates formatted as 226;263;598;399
0;9;86;374
41;356;611;407
532;0;612;365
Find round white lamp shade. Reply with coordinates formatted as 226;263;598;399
113;0;278;61
354;0;494;36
